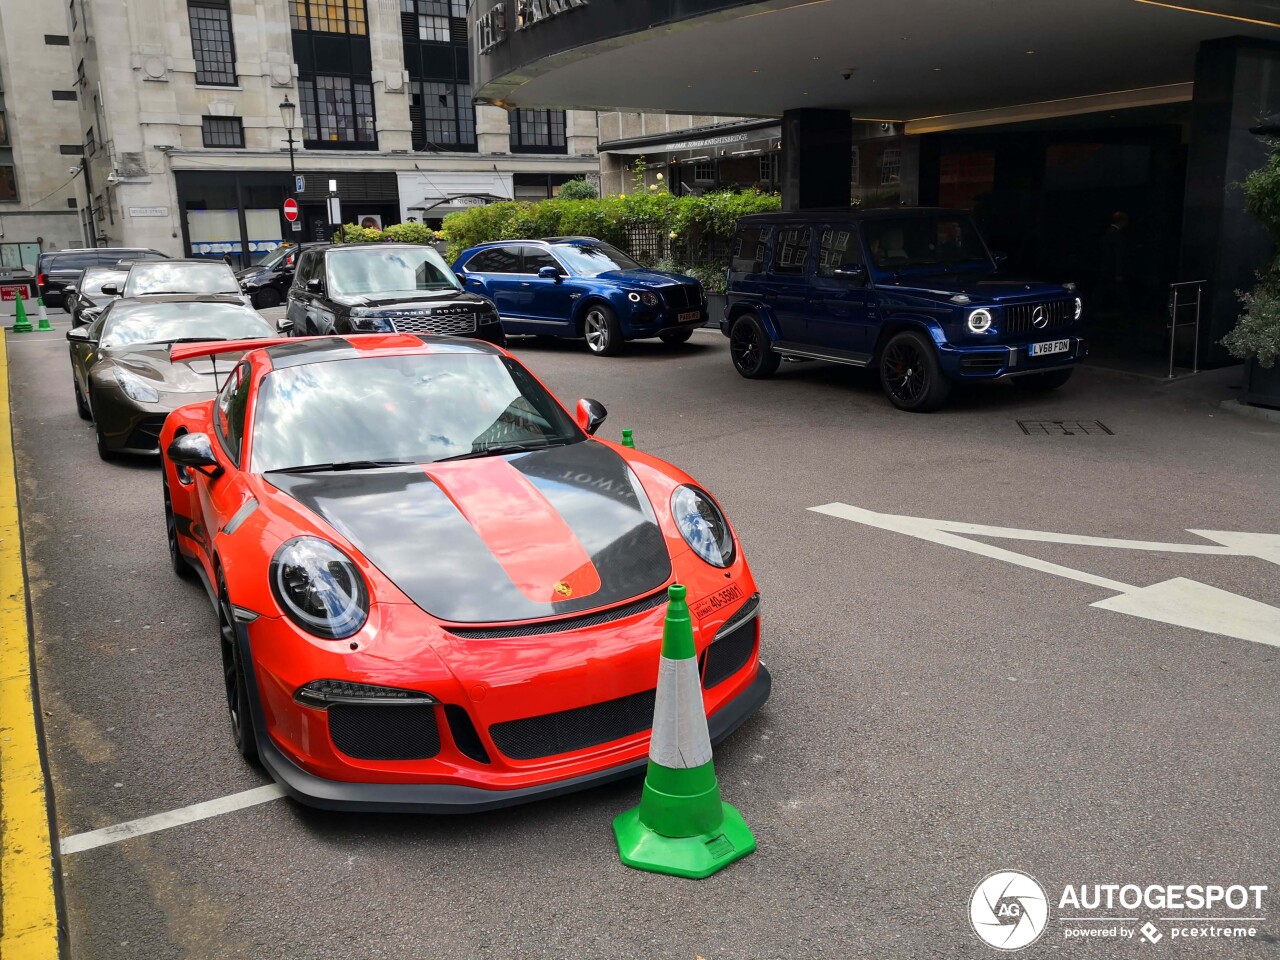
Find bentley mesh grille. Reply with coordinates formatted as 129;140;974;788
489;689;656;760
662;283;702;311
328;703;441;760
445;589;669;640
389;313;478;336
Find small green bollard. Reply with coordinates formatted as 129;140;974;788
621;429;635;449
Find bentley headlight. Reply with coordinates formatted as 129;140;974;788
270;537;369;639
116;369;160;403
627;291;641;303
967;308;993;334
640;291;659;307
1074;296;1083;320
670;485;736;568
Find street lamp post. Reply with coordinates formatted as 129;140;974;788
280;95;299;239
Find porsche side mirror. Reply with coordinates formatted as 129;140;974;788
100;282;120;296
576;398;607;436
538;266;562;282
65;326;94;342
167;432;224;479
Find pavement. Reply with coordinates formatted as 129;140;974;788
3;315;1279;959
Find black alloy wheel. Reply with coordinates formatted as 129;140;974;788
879;330;952;412
253;287;283;309
659;328;694;345
730;314;780;379
1013;368;1074;393
73;377;90;420
162;472;195;580
218;572;258;761
91;392;118;461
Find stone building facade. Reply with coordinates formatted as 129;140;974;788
67;0;599;264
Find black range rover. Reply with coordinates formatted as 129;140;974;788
282;243;505;345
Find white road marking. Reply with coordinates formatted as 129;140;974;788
60;783;285;855
809;502;1280;649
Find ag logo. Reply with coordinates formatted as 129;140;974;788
1032;305;1048;329
553;581;573;598
969;870;1049;951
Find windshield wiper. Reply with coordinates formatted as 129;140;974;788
266;458;423;474
165;337;231;344
432;439;571;463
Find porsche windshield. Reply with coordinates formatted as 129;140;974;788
251;353;584;472
326;247;460;298
99;302;274;347
551;242;642;276
864;216;993;274
123;261;241;296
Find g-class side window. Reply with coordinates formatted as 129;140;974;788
772;226;811;276
731;226;770;273
816;226;861;278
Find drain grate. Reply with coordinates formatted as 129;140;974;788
1017;419;1114;436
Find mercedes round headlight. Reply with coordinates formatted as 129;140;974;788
1074;296;1083;320
115;369;160;403
270;537;369;639
670;485;736;568
967;308;993;334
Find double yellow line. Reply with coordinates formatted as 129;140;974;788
0;330;60;958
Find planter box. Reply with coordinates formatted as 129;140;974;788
706;294;727;330
1244;358;1280;410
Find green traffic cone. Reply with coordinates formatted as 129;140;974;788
36;296;52;332
613;584;756;879
11;290;32;333
621;428;635;449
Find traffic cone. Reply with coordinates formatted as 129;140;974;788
36;296;52;332
622;428;635;449
613;584;756;879
11;290;32;333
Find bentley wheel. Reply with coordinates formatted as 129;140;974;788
582;304;623;356
1013;368;1074;393
73;378;90;420
730;314;780;379
163;473;195;580
218;572;258;761
879;331;951;412
659;328;694;345
253;287;282;309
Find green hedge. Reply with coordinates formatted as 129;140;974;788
333;222;444;245
439;189;781;265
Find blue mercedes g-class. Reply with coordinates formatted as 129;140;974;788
721;209;1084;411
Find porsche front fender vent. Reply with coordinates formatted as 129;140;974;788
445;589;669;640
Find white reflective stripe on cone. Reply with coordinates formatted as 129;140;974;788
649;655;714;769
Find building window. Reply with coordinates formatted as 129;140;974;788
411;81;474;149
509;109;565;153
75;59;86;89
693;160;715;183
850;145;860;186
202;116;244;148
402;0;466;17
69;0;77;30
299;76;375;147
418;14;448;40
290;0;366;35
759;153;775;182
879;147;901;186
0;113;8;147
189;0;237;86
0;166;16;202
85;125;95;154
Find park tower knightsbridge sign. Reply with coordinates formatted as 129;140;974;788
477;0;588;54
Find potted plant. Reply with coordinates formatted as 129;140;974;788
1224;281;1280;408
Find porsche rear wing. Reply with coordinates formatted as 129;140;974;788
169;337;304;364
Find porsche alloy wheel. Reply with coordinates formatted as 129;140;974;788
879;331;951;412
583;305;623;356
219;574;258;761
730;314;780;379
163;474;195;580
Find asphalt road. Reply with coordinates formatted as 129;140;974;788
10;317;1280;959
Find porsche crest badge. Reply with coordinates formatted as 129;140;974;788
554;581;573;598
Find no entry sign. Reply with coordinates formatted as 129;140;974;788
283;198;299;222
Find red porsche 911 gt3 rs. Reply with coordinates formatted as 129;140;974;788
160;334;770;812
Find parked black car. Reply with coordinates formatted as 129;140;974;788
63;266;129;326
282;243;505;345
722;208;1085;412
236;243;310;308
37;247;168;308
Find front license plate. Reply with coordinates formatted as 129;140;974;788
1029;339;1070;357
678;310;701;323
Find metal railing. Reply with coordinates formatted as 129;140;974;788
1167;280;1205;379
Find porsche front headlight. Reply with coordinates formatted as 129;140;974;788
670;485;736;568
115;369;160;403
270;537;369;639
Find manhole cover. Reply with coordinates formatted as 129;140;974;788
1017;419;1114;436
